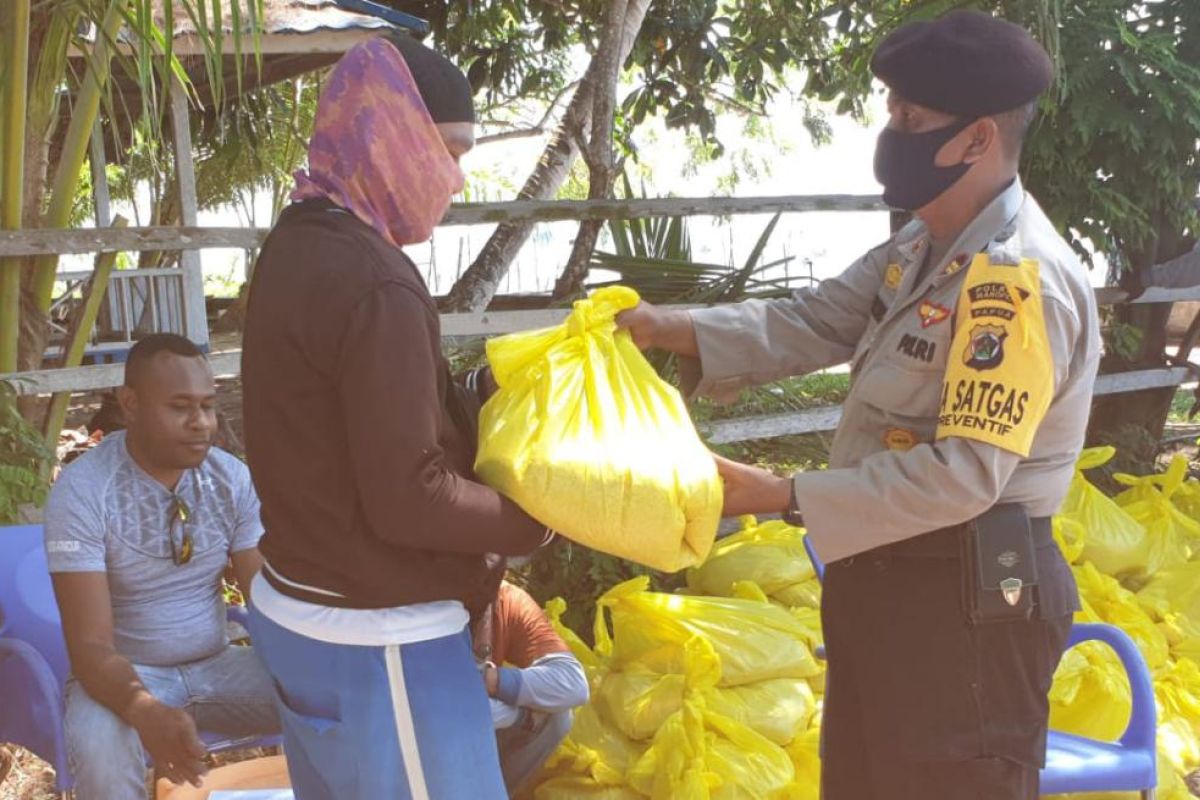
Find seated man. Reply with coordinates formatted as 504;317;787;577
474;580;590;795
44;334;280;800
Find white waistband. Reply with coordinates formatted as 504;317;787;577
251;569;468;647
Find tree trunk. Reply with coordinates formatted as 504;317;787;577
15;8;57;379
440;69;597;312
554;219;606;301
440;0;652;312
552;0;628;301
1088;229;1196;451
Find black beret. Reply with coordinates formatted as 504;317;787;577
870;10;1053;118
384;32;476;124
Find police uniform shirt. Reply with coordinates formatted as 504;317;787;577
685;178;1101;564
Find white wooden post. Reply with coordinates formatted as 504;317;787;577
170;79;210;349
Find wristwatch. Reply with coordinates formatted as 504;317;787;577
782;479;804;527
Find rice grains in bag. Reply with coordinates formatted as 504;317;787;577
475;286;721;572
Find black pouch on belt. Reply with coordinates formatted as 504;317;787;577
960;504;1039;624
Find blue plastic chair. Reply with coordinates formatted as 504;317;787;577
801;533;1157;798
0;523;282;795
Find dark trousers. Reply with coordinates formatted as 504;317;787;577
819;544;1075;800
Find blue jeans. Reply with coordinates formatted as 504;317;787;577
496;710;573;795
64;645;280;800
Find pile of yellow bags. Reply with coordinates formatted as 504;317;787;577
475;286;722;572
529;518;827;800
1052;448;1200;799
532;449;1200;799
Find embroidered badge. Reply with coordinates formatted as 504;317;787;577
967;282;1030;305
963;324;1008;370
916;300;951;328
882;428;918;452
970;307;1016;321
885;263;904;290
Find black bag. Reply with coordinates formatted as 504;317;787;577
960;504;1039;624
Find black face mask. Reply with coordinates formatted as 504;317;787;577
873;119;975;211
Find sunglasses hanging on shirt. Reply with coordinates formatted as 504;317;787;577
167;478;195;566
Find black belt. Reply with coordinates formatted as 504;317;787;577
868;516;1053;560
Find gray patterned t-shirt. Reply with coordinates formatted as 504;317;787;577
44;432;263;666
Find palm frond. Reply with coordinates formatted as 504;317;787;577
25;0;267;313
590;211;794;305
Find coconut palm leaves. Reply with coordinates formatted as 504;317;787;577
590;210;795;304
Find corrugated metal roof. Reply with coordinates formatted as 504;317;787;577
75;0;427;122
161;0;405;37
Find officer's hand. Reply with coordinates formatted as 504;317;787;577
713;454;791;517
128;695;209;787
615;302;698;356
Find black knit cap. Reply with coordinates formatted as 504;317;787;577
383;32;476;124
870;10;1053;118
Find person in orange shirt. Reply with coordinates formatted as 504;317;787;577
473;581;590;795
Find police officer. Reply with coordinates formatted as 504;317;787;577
619;10;1098;799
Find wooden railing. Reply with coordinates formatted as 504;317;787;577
4;194;1198;445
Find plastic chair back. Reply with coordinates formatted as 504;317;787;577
0;524;70;685
802;532;825;581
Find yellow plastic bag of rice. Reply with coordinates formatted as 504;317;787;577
1154;657;1200;777
1137;562;1200;663
538;703;644;787
706;678;817;746
1170;476;1200;524
1074;562;1170;669
594;576;820;687
1059;446;1147;578
784;728;822;800
1053;514;1086;564
475;286;721;572
771;578;822;610
625;638;795;800
545;596;604;673
1113;455;1200;580
1156;613;1200;665
686;515;813;597
596;665;815;745
533;777;642;800
1049;643;1132;742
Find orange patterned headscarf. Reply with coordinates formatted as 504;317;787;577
291;38;466;247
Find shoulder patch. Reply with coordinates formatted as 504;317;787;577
936;254;1053;457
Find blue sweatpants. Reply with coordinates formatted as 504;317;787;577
246;605;507;800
